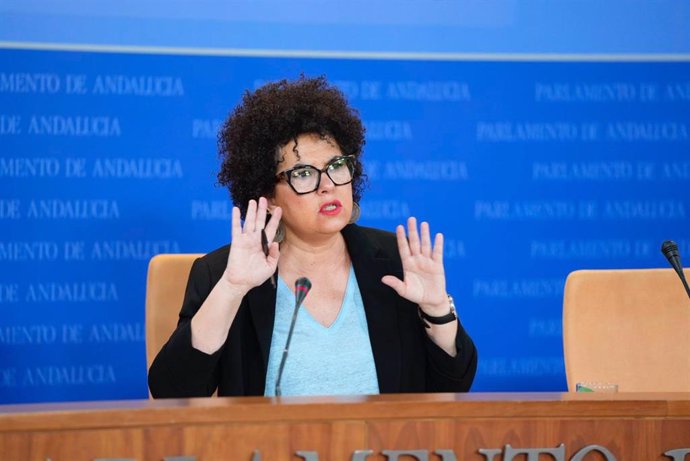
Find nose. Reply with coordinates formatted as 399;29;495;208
317;170;336;193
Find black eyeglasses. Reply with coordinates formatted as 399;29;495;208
276;155;355;195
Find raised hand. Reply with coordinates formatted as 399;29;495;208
223;197;282;291
381;217;449;315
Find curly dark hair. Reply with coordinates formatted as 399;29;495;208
218;76;367;217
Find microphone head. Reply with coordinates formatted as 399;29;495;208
294;277;312;307
661;240;680;258
661;240;684;278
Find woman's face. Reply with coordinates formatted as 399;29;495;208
270;133;354;242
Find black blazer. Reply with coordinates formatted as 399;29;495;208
148;224;477;398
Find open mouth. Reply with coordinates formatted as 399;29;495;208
320;201;342;214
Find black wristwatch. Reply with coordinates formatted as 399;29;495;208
418;294;457;329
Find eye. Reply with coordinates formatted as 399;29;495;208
291;167;314;179
328;158;347;170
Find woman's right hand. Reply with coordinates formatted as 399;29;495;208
223;197;282;291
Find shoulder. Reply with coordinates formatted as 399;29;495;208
350;224;396;244
342;224;399;260
189;244;229;283
200;244;230;265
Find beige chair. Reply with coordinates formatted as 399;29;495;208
563;268;690;392
145;254;203;371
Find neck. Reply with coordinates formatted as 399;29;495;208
279;229;350;275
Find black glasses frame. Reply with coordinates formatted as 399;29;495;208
276;155;355;195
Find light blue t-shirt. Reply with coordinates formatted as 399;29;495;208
264;266;380;397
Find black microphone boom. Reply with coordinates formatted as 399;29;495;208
661;240;690;300
275;277;312;397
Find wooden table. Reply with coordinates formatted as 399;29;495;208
1;392;690;460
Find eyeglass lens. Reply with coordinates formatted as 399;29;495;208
288;157;353;193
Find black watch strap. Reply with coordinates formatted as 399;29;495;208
418;295;457;329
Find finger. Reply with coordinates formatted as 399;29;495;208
244;199;257;233
256;197;268;230
407;216;420;255
381;275;406;297
231;206;242;240
264;206;283;241
420;221;432;257
395;224;410;259
267;241;281;263
432;232;444;263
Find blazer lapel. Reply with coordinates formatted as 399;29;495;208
342;224;402;393
245;275;277;377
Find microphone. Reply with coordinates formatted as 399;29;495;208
661;240;690;300
275;277;312;397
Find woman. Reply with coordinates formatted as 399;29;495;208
148;76;476;397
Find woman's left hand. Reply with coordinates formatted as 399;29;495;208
381;217;449;316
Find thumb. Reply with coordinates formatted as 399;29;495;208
381;275;406;296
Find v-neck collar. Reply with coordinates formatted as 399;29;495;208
246;224;403;393
276;265;354;331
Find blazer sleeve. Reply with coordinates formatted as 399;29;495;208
148;257;224;398
423;318;478;392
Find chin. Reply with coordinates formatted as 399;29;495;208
320;215;350;234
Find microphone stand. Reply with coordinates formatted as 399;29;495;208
275;277;312;397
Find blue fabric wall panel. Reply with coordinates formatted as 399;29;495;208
1;50;688;402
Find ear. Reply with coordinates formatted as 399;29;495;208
267;196;277;213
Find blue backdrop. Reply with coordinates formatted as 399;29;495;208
1;1;689;403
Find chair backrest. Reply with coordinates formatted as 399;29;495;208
145;253;203;370
563;268;690;392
